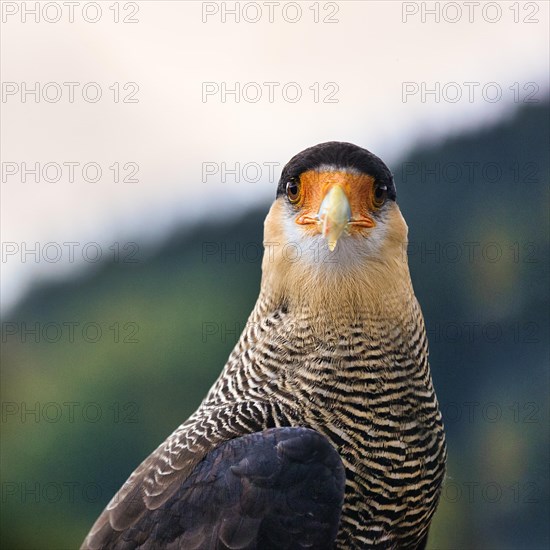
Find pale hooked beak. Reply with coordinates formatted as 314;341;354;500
317;186;352;251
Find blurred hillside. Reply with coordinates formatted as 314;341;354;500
1;102;549;549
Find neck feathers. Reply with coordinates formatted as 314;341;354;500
260;200;416;331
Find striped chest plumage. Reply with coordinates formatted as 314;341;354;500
203;293;447;549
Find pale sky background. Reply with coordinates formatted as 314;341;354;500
1;0;549;313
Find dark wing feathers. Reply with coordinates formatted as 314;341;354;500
83;427;345;549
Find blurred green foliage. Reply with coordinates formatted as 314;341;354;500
1;103;548;549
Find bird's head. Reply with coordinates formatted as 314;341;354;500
262;142;412;314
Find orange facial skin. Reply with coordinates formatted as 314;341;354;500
293;170;379;233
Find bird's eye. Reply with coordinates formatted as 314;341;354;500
286;180;301;204
373;183;388;208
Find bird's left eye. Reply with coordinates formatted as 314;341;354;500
286;180;301;204
373;183;388;208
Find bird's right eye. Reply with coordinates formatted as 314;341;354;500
286;180;301;204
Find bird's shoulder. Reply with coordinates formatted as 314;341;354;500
82;422;345;550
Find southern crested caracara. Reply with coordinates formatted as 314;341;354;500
82;142;447;549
